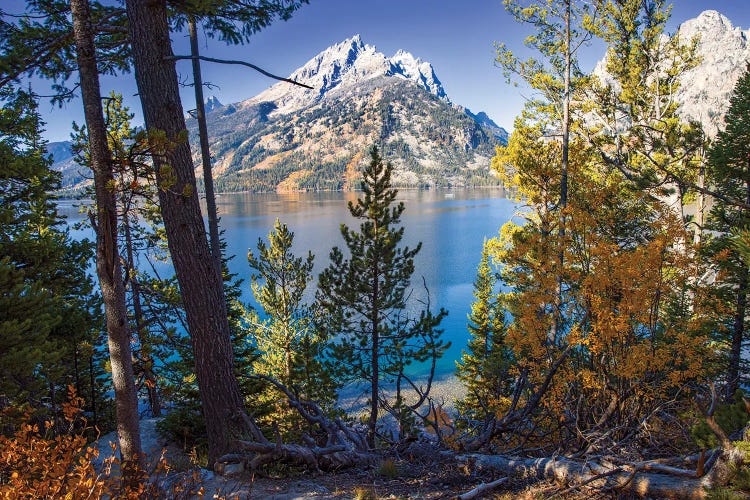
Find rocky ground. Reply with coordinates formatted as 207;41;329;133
91;379;568;499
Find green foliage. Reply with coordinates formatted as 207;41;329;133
496;0;592;112
170;0;310;46
587;0;703;197
456;241;512;421
706;459;750;499
316;145;448;444
692;391;750;450
702;65;750;396
0;88;103;417
246;219;338;437
247;219;337;400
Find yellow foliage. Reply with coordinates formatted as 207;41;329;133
486;119;713;449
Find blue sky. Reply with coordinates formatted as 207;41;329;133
32;0;750;142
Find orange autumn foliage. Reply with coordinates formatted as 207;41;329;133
489;124;714;451
0;387;202;499
0;388;113;499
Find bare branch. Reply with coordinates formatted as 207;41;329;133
168;54;313;89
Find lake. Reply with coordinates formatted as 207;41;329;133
57;188;520;377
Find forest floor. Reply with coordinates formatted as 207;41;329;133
91;378;587;499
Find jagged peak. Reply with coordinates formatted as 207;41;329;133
204;95;223;112
678;10;742;39
251;35;451;113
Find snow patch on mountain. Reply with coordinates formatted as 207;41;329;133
246;35;450;115
204;95;223;112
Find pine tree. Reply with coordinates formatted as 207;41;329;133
0;88;101;414
247;219;337;434
704;64;750;399
72;92;164;417
317;146;447;447
456;240;511;421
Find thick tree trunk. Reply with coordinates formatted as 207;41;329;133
69;0;142;471
124;0;254;464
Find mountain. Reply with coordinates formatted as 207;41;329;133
674;10;750;137
47;140;90;193
205;96;223;112
187;35;508;192
592;10;750;138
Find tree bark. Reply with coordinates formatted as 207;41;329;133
69;0;142;471
727;265;748;399
124;0;253;464
188;16;222;272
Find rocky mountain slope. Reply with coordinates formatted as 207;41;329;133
186;35;507;192
675;10;750;137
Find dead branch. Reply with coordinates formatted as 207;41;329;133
453;477;508;500
167;55;313;89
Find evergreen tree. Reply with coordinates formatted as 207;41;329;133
247;219;337;434
317;146;448;447
456;240;511;421
704;64;750;399
4;0;310;462
0;88;102;415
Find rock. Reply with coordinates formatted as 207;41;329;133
214;461;245;477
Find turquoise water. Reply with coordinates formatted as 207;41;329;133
58;188;520;377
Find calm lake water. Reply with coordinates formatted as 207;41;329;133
57;188;520;377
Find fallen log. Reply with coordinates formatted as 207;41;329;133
235;441;368;470
457;453;720;499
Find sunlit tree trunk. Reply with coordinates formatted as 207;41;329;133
69;0;142;472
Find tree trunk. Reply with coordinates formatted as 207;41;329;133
124;0;256;464
69;0;142;471
188;16;222;271
123;211;161;417
694;161;705;246
551;0;571;346
369;256;380;449
727;266;748;399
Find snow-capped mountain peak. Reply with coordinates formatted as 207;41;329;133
387;49;448;101
204;95;223;112
249;35;448;115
